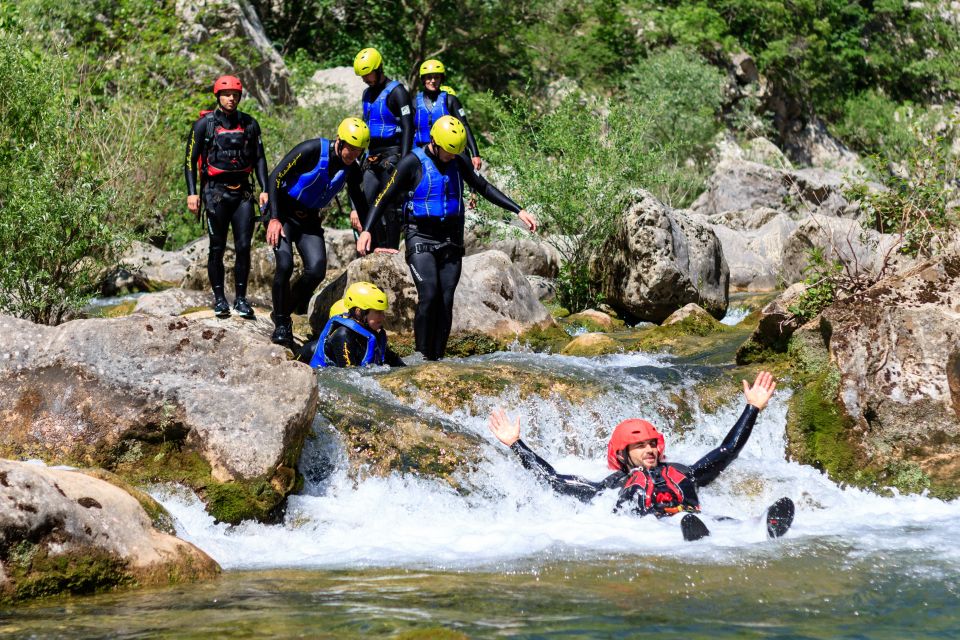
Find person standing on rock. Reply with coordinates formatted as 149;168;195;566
414;59;482;171
299;282;405;368
185;75;269;320
357;116;537;361
352;47;414;251
488;371;795;542
265;118;372;346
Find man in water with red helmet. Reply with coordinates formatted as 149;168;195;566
488;371;793;541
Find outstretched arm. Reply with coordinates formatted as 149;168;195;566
690;371;777;487
488;408;622;502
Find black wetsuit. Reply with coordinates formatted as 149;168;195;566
361;78;414;251
266;139;367;326
298;323;406;367
363;146;522;360
185;108;268;301
415;90;480;159
509;405;761;516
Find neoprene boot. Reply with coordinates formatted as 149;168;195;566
233;297;255;319
213;295;231;318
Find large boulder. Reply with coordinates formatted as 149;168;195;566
309;251;554;340
792;252;960;498
102;241;204;296
298;66;366;108
175;0;293;107
464;220;561;278
0;314;317;524
694;211;797;291
0;460;218;604
592;189;729;323
735;282;808;364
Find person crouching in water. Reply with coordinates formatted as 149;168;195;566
356;115;537;360
488;371;794;541
299;282;405;368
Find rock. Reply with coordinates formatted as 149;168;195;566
730;52;759;85
780;117;866;174
298;66;366;108
696;212;797;291
565;309;620;333
525;275;557;302
0;460;218;604
662;303;713;326
790;252;960;498
325;229;359;274
592;189;729;323
690;157;855;219
464;221;561;278
0;314;317;524
182;243;278;304
309;250;554;341
174;0;294;107
103;240;206;295
716;135;792;170
560;333;621;357
779;214;909;285
133;288;213;316
735;282;809;364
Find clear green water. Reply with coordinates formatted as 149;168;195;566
3;542;957;639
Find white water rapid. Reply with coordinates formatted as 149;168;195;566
155;351;960;573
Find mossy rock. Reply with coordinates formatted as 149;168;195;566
1;543;132;605
625;314;751;363
562;309;624;334
560;333;621;357
514;323;572;353
89;299;138;319
394;629;470;640
444;331;505;358
377;362;603;414
81;468;176;535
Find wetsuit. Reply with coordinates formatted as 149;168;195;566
509;405;761;516
298;316;405;368
414;90;480;159
363;145;522;360
361;78;413;251
185;108;268;302
267;138;367;328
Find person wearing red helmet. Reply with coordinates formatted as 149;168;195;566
488;371;794;541
184;74;269;320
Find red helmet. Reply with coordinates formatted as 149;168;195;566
606;419;665;471
213;75;243;96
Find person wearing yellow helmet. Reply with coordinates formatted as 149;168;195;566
415;59;482;171
299;282;405;368
264;117;372;346
357;115;538;361
351;47;414;252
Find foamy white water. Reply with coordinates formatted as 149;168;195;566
154;351;960;572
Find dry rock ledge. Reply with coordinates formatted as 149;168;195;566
0;314;318;524
1;460;219;604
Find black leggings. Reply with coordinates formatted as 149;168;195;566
407;242;463;360
363;153;403;250
271;219;327;325
204;183;255;299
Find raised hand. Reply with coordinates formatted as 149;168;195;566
488;407;521;447
743;370;777;411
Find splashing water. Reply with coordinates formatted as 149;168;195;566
154;350;960;576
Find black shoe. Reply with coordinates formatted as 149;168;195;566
213;296;231;318
766;497;795;539
271;324;293;346
233;297;255;319
681;513;711;542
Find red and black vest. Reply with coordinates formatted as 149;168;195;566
622;464;699;516
199;111;257;180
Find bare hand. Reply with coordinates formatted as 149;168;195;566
471;156;482;171
518;209;537;233
266;219;285;248
349;209;362;232
743;370;777;411
488;407;520;447
259;192;269;208
357;231;372;256
187;195;200;216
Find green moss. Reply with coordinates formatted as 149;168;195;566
82;468;176;535
444;332;504;358
90;299;138;318
205;480;283;525
1;544;132;605
179;305;209;315
394;629;469;640
515;323;572;353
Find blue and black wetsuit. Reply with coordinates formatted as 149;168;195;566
414;90;480;159
184;108;268;302
509;405;761;517
361;77;414;251
266;138;367;327
298;315;405;368
362;145;523;360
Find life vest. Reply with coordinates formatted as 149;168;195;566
405;147;464;220
362;80;401;141
285;138;346;209
310;315;386;368
200;110;257;178
414;91;450;146
622;464;698;516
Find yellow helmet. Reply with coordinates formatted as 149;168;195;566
337;117;370;150
430;116;467;154
419;59;446;77
344;281;388;311
328;299;349;318
354;48;383;76
439;85;457;96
